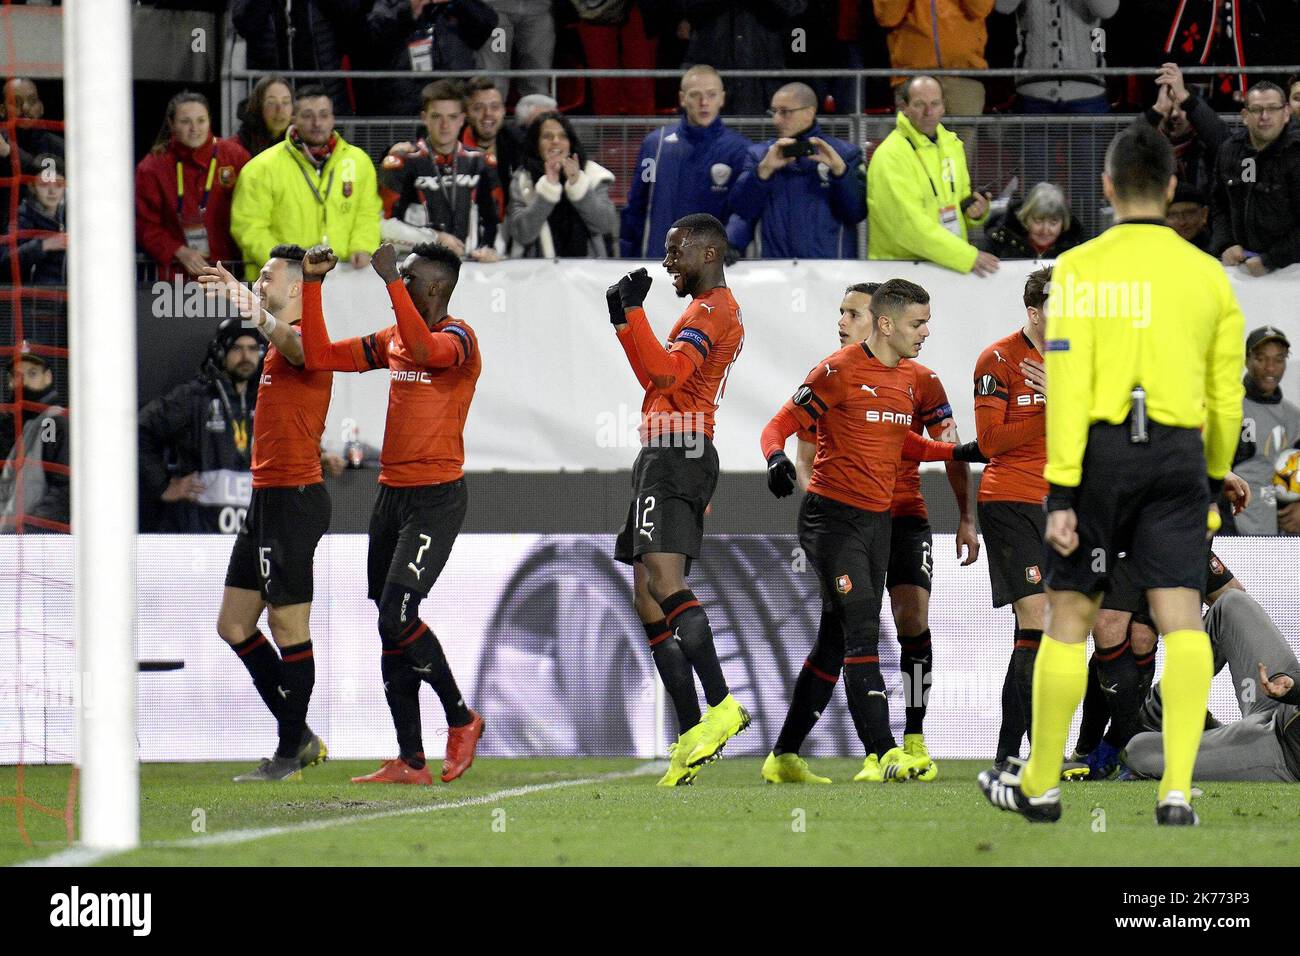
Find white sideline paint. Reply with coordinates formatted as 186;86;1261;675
17;762;666;866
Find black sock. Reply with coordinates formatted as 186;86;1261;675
774;660;838;756
1097;638;1145;748
380;648;424;764
661;589;729;707
400;621;471;727
843;657;894;757
274;640;315;759
1134;649;1156;702
645;618;700;733
898;629;932;736
1012;628;1041;747
1075;652;1108;756
230;630;283;720
994;652;1025;762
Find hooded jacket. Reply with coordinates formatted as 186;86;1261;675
725;122;866;259
867;111;987;272
135;134;250;281
508;160;619;258
1211;119;1300;272
620;115;752;260
230;128;382;281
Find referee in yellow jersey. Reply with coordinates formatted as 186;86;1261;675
979;124;1245;826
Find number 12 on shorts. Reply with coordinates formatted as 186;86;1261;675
637;496;656;542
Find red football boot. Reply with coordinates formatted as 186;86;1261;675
441;711;484;782
351;757;433;785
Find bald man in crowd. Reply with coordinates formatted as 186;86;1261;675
725;82;866;259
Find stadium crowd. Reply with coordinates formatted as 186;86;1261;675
2;3;1300;534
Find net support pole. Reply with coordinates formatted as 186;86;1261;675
66;0;139;850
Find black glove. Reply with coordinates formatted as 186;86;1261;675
767;451;798;498
605;284;625;326
951;440;988;464
617;267;653;310
723;245;740;267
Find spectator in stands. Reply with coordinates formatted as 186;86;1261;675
1131;63;1227;201
137;319;262;534
235;74;294;158
0;153;65;286
999;0;1117;114
873;0;994;116
1231;327;1300;536
574;0;657;116
135;91;250;282
477;0;556;100
1166;181;1210;252
508;111;618;257
983;182;1083;259
0;78;64;163
681;1;809;118
515;93;558;132
1290;75;1300;114
621;65;751;260
366;0;499;117
1213;81;1300;278
725;82;864;259
379;80;503;262
868;75;996;274
0;342;68;533
461;76;522;184
231;85;382;281
231;0;365;117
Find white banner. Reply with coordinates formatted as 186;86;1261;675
313;259;1300;471
4;534;1297;764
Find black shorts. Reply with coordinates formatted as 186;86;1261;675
614;437;719;574
1044;423;1209;596
224;483;331;607
979;500;1047;608
886;515;934;592
366;480;468;601
1102;548;1236;624
798;492;892;620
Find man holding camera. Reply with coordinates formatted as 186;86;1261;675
867;75;998;276
724;82;866;260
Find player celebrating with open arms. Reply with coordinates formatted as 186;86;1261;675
760;279;986;783
298;241;485;785
200;246;333;782
608;212;749;787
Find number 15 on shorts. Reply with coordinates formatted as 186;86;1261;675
259;546;272;583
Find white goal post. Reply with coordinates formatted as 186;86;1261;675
66;0;139;849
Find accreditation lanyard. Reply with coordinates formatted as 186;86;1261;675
906;137;960;234
177;157;218;217
295;154;335;208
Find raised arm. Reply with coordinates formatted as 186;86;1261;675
198;261;305;366
612;269;699;395
297;246;370;372
372;243;470;369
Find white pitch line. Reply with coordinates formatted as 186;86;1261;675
16;761;666;865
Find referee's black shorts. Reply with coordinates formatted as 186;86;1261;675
978;500;1046;608
798;491;891;620
367;479;468;601
1045;422;1209;596
225;482;331;607
614;436;719;576
1102;547;1236;626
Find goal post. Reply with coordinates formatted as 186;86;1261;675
65;0;139;850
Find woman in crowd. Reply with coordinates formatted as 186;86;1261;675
135;91;250;280
983;182;1084;259
508;111;618;257
0;152;66;286
235;74;294;157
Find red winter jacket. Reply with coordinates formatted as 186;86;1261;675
135;134;250;280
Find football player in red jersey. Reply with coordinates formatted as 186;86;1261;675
767;282;977;783
198;246;332;782
609;213;750;786
298;241;485;785
760;279;985;783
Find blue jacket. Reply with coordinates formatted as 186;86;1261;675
725;123;866;259
619;116;752;260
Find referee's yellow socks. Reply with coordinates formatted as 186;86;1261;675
1021;635;1088;797
1158;629;1214;801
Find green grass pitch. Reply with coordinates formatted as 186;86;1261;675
3;758;1298;867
